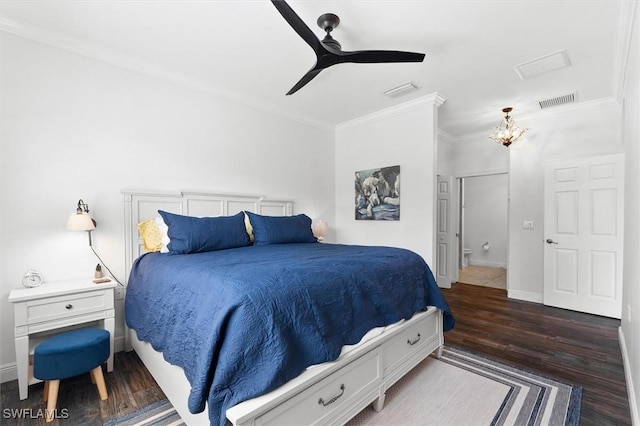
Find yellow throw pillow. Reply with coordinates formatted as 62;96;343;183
244;212;255;243
137;219;164;252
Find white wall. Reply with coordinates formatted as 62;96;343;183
437;131;455;175
620;1;640;422
507;99;623;303
0;33;335;379
334;95;443;266
463;174;508;268
450;133;510;177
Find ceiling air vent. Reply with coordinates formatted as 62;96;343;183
514;49;571;80
384;82;419;98
538;93;576;109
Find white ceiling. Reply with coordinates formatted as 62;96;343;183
0;0;622;137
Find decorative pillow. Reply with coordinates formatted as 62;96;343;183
158;210;250;254
137;219;163;252
137;218;170;253
245;211;317;245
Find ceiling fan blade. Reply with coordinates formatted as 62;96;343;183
286;68;323;95
337;50;425;64
271;0;322;53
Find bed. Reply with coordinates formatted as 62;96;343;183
122;190;454;426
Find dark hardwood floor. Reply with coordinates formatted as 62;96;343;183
1;282;632;425
443;282;631;426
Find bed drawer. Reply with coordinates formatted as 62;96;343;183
381;310;440;377
256;351;381;426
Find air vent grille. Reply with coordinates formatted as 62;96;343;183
514;49;571;79
538;93;576;109
384;82;419;98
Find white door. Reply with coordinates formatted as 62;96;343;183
436;175;453;288
543;154;624;318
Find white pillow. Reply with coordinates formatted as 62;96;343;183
156;216;170;253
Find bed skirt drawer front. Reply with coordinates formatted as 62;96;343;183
381;308;441;387
256;350;381;426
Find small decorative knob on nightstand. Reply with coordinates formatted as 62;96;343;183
65;304;73;310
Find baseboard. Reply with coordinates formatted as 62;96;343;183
468;259;507;268
619;326;639;425
507;289;542;303
0;336;126;384
114;335;125;353
0;362;18;384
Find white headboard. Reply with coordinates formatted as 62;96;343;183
122;189;293;286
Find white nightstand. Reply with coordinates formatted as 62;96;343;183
8;279;116;400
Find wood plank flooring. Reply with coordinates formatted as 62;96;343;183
443;282;631;426
0;282;631;425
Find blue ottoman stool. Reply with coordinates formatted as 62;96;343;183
34;328;110;422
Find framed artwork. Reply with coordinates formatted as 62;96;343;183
355;165;400;220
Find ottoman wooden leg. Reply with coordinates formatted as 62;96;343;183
90;366;108;400
43;380;49;401
45;380;59;423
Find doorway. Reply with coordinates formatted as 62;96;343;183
457;173;508;289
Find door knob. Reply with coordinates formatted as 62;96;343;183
546;239;558;244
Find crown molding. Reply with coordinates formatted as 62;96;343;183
451;129;494;145
438;129;456;145
612;0;639;103
0;15;334;133
336;92;446;133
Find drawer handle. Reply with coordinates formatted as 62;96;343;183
407;333;421;346
65;304;73;310
318;384;345;407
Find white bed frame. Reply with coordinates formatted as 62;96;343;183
123;190;444;426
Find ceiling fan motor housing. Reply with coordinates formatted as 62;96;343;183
317;13;342;50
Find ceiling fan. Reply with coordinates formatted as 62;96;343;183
271;0;426;95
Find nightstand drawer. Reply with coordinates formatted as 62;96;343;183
26;291;108;325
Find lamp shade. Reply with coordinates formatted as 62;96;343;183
66;212;96;231
313;221;328;241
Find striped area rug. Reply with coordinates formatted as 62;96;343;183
105;346;580;426
103;399;185;426
348;346;581;426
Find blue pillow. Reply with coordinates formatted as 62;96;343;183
245;212;317;245
158;211;250;254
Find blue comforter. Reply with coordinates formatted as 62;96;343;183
125;243;454;425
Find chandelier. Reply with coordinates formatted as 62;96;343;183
489;107;528;147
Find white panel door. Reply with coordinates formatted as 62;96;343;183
543;154;624;318
436;175;453;289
